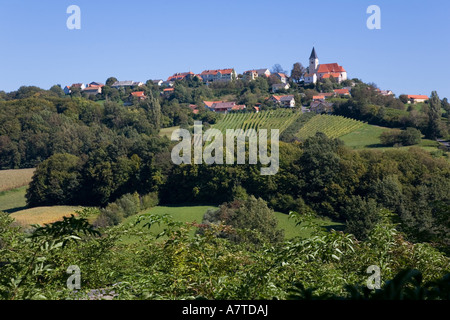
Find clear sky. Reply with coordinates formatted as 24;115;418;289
0;0;449;98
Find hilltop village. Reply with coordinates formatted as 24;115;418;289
60;47;429;115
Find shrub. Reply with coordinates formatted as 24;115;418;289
380;127;421;146
200;196;284;245
140;192;159;210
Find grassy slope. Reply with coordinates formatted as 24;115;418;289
0;186;28;213
120;205;343;244
340;123;446;155
159;126;180;139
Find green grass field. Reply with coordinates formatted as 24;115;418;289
120;205;343;244
0;186;28;213
340;123;447;156
159;126;180;139
339;123;389;149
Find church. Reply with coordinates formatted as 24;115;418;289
304;47;348;84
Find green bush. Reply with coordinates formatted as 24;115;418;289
380;127;422;146
200;196;284;245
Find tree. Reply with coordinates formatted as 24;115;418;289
271;64;286;74
291;62;306;83
425;91;442;139
442;97;450;115
106;77;118;87
344;196;381;240
298;133;344;218
200;196;284;245
398;94;409;104
49;85;65;97
26;153;83;207
141;92;161;132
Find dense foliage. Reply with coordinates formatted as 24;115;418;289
0;211;448;300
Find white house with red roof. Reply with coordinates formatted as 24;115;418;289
304;47;348;84
268;95;296;108
200;68;237;83
407;95;429;104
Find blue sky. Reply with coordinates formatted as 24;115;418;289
0;0;449;98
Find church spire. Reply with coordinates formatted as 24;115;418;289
310;47;318;60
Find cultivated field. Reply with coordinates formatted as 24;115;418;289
296;115;364;140
213;109;302;136
10;206;81;227
0;168;35;192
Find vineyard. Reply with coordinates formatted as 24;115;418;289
296;115;364;139
212;109;302;136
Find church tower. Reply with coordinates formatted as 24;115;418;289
309;47;319;73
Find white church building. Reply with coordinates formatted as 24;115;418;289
304;47;348;84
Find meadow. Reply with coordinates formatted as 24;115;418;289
119;205;343;244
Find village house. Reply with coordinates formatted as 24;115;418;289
167;72;195;82
333;88;351;96
272;83;290;93
310;100;334;114
304;47;348;84
81;82;104;95
203;100;246;113
200;69;237;83
407;95;429;104
130;91;146;100
189;104;200;115
111;81;144;89
163;88;175;96
269;95;296;108
243;68;271;81
273;73;289;84
243;70;258;81
82;86;102;95
380;90;394;96
313;93;335;101
124;91;147;106
152;80;164;86
64;83;87;95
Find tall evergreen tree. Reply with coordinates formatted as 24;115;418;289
425;91;442;139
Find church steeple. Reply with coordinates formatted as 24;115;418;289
309;47;319;74
310;47;318;60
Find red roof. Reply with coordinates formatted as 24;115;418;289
163;88;174;92
201;69;234;76
334;89;350;95
167;72;194;81
322;73;342;79
203;100;224;108
131;91;145;97
231;104;246;111
317;63;346;74
407;95;429;100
